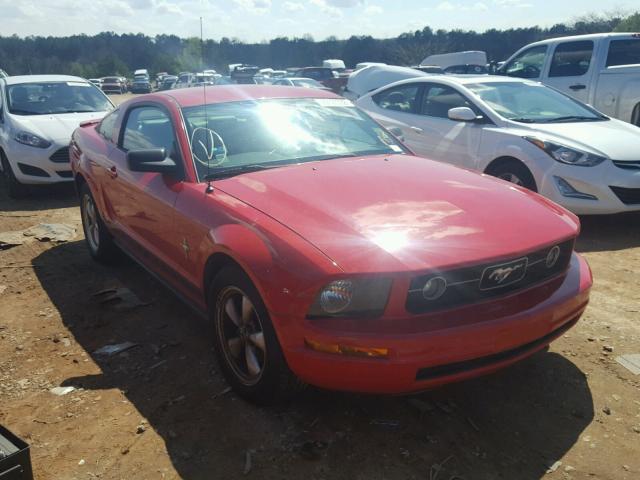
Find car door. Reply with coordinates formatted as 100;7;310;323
408;83;484;168
543;40;596;104
363;82;426;154
108;103;185;274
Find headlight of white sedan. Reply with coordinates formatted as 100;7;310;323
307;278;392;317
14;131;52;149
524;137;606;167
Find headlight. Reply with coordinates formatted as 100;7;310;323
524;137;605;167
14;131;51;149
307;278;392;317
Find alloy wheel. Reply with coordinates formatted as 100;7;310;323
217;287;266;386
82;194;100;252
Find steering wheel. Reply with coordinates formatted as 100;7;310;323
523;65;541;78
191;127;227;167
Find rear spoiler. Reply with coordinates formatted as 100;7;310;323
79;118;101;128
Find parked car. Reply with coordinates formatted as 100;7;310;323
356;75;640;214
421;51;488;74
498;33;640;126
294;67;346;93
88;78;103;86
344;65;427;101
272;77;331;90
175;72;194;89
70;85;591;403
159;75;178;91
131;76;152;94
101;76;127;94
0;74;114;197
322;59;346;72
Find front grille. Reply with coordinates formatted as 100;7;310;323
612;160;640;170
406;239;574;314
17;163;49;177
415;314;579;381
610;186;640;205
49;147;70;163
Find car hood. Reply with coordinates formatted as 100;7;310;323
512;118;640;161
12;112;108;143
216;155;579;273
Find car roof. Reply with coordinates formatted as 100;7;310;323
159;84;339;107
381;74;537;88
524;32;639;47
3;74;90;85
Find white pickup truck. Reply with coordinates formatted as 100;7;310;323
499;33;640;126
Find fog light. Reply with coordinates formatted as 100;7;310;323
553;176;597;200
546;245;561;268
422;276;447;300
304;338;388;358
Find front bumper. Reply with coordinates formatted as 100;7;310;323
3;140;73;185
538;160;640;215
278;253;592;394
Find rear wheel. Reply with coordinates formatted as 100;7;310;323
79;183;118;263
209;266;302;404
631;103;640;127
1;153;29;199
486;159;537;192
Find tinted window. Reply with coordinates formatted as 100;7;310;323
504;45;547;79
606;39;640;67
372;84;420;113
97;108;119;142
421;85;476;118
549;41;593;77
121;106;178;160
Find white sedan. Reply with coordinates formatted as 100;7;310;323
356;75;640;215
0;75;114;197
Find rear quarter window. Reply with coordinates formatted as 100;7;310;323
606;39;640;67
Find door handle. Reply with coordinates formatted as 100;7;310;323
409;126;423;133
569;84;586;91
108;166;118;178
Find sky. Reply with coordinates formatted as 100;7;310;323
0;0;636;42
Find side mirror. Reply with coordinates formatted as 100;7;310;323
127;148;178;175
387;126;405;142
448;107;478;122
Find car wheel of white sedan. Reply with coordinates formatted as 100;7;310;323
487;159;537;192
209;265;303;404
1;153;29;199
79;183;119;263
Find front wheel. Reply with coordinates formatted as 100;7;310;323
209;266;302;404
79;183;119;263
1;154;29;199
487;159;537;192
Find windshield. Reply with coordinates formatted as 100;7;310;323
293;79;323;88
103;77;120;83
182;98;407;181
466;81;605;123
6;81;114;116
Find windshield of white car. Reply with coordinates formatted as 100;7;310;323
466;82;606;123
182;98;407;181
6;81;113;116
292;79;323;88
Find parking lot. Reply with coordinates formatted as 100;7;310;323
0;94;639;480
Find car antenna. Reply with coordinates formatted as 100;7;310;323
201;16;214;194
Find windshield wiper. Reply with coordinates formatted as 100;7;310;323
9;110;39;115
510;117;537;123
543;115;604;123
204;163;282;180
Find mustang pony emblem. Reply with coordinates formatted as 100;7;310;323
488;265;523;284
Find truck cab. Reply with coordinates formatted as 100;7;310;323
499;33;640;126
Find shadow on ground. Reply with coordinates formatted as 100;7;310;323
576;211;640;253
35;241;594;480
0;183;77;212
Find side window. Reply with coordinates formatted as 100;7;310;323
121;106;179;160
504;45;548;79
372;84;420;113
97;108;119;142
421;85;475;119
549;41;594;77
606;39;640;67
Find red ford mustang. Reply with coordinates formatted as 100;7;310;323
70;85;592;403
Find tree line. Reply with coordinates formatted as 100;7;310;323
0;12;638;78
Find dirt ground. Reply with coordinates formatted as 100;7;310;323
1;95;639;480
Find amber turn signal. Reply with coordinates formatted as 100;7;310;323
304;338;388;358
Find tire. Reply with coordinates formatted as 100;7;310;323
79;182;119;263
631;103;640;127
1;153;29;199
486;159;537;192
209;266;303;404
